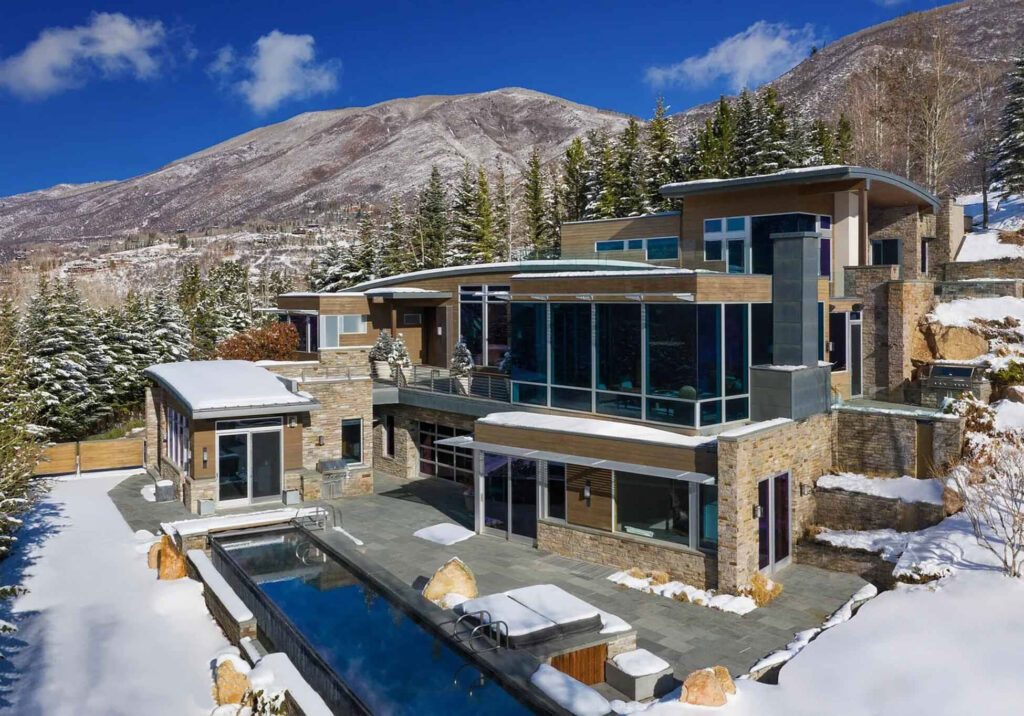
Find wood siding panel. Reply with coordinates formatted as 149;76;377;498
561;214;682;257
192;419;217;480
566;465;613;531
284;421;303;471
474;422;715;474
79;438;143;472
33;442;79;476
550;642;608;685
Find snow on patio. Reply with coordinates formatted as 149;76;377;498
0;473;229;715
413;522;474;546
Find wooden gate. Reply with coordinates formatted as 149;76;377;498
34;437;144;476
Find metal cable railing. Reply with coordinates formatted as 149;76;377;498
210;537;372;716
380;365;511;403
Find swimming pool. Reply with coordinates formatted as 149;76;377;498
213;528;536;715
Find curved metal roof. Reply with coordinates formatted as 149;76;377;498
659;165;938;210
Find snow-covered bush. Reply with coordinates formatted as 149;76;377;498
388;333;411;369
449;338;474;377
945;392;996;458
368;330;393;362
951;435;1024;577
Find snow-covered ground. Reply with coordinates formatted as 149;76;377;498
0;474;229;715
956;192;1024;262
816;473;944;505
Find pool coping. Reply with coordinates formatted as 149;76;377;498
212;524;573;716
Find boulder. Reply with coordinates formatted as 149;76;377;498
681;669;727;707
712;665;736;695
422;557;478;605
147;538;164;569
213;658;251;706
942;485;964;516
1005;385;1024;403
157;537;188;581
647;570;670;585
921;323;990;362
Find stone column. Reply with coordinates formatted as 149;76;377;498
144;386;159;471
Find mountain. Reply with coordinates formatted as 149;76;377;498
0;88;629;244
674;0;1024;132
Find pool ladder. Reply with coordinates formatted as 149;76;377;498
293;503;341;532
451;610;509;653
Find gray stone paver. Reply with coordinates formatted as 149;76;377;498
107;470;868;679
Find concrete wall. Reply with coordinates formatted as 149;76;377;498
832;191;861;297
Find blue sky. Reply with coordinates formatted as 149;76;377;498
0;1;943;197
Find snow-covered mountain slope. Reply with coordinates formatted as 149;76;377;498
0;88;629;244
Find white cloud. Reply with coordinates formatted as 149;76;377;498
207;45;236;78
646;21;821;93
0;12;166;99
232;31;339;113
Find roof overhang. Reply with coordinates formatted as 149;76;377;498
659;165;939;211
364;289;452;300
436;435;714;484
187;401;320;421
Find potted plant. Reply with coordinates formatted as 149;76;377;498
388;332;412;383
369;330;393;380
450;338;474;395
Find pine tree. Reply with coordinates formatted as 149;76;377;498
415;165;449;269
759;88;792;172
612;118;650;216
493;158;513;261
348;213;381;283
149;292;192;365
307;241;348;292
473;166;498;263
994;49;1024;199
644;97;681;211
730;90;759;176
380;198;415;276
809;119;837;165
545;166;564;256
835;114;854;164
449;162;479;266
560;137;589;223
523;148;553;255
688;98;736;179
584;130;619;219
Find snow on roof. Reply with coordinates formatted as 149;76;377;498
477;411;714;448
364;286;445;294
663;164;848;191
145;361;317;415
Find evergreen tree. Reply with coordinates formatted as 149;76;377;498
493;158;513;261
644;97;681;211
380;198;415;276
994;49;1024;199
688;98;736;179
449;162;479;265
560;137;589;223
730;90;760;176
759;88;792;172
348;213;381;283
414;165;449;269
545;166;564;256
149;292;192;365
809;119;837;165
473;166;498;263
307;241;348;292
835;114;854;164
612;118;650;216
523;148;553;255
584;130;618;219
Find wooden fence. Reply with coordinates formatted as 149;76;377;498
34;437;144;477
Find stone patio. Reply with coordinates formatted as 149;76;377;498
111;471;867;679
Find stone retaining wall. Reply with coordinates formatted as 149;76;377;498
936;280;1024;301
537;520;716;588
941;257;1024;282
794;540;895;589
834;409;963;477
813;488;945;532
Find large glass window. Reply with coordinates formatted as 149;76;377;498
872;239;900;266
319;314;367;348
646;304;696;400
459;285;509;368
594;237;678;260
750;213;816;275
341;418;362;465
751;303;773;365
596;304;641;394
546;462;566;521
509;303;547;383
724;304;748;397
697;305;721;400
646;238;679;260
550;303;592;389
418;422;473;484
829;312;848;371
616;472;691;545
279;313;318;352
699;484;719;550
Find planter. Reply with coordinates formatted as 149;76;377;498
372;360;392;380
392;364;411;384
453;375;471;395
462;488;474;514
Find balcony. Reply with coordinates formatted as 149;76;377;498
372;365;512;414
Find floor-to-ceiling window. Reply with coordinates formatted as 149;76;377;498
614;471;718;553
550;303;592;412
510;302;548;405
596;303;642;419
459;285;510;368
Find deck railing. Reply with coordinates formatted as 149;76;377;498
381;365;511;403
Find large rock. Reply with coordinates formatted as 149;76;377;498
157;536;187;581
422;557;478;605
1004;385;1024;403
712;665;736;695
921;323;990;361
681;669;727;707
147;539;163;569
943;485;964;515
214;658;251;706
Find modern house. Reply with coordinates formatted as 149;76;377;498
144;165;967;595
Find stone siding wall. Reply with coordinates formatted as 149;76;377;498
845;265;898;398
936;280;1024;301
813;488;945;532
941;257;1024;282
145;386;159;470
885;280;935;401
933;199;965;268
537;520;716;587
715;413;833;593
869;205;922;280
299;377;374;495
794;541;896;589
319;347;373;369
834;409;963;477
372;404;477;481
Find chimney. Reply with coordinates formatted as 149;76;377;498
748;230;831;422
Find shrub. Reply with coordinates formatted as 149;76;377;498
368;330;393;362
388;333;411;368
741;572;783;607
450;338;474;377
215;322;299;362
990;361;1024;392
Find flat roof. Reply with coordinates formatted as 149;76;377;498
659;165;939;210
145;360;319;419
477;411;715;449
340;259;663;292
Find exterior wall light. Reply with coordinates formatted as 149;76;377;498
583;480;592;506
202;447;208;469
317;435;326;446
753;505;763;519
799;483;809;497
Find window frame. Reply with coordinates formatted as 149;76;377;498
593;236;679;261
318;313;369;349
612;470;718;554
341;417;364;466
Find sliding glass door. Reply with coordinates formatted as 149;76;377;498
217;419;283;505
480;453;538;542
